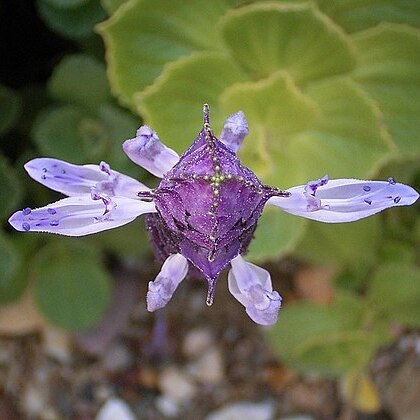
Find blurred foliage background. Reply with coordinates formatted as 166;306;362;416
1;0;420;412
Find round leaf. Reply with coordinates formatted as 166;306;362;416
219;2;357;83
353;24;420;154
318;0;420;33
289;78;394;181
33;106;105;163
0;154;22;220
48;54;110;113
0;84;22;136
137;52;247;151
247;209;306;262
99;0;228;105
0;233;22;303
367;263;420;327
295;217;380;265
33;241;111;330
37;0;106;39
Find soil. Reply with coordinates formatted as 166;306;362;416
0;258;419;420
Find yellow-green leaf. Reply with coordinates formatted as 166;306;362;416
98;0;228;105
341;370;381;413
219;2;357;83
353;23;420;154
136;52;247;151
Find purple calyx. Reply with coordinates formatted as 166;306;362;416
145;106;289;302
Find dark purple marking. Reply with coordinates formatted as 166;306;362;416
394;196;401;204
388;177;396;185
364;199;372;205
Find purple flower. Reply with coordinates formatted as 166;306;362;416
9;105;419;325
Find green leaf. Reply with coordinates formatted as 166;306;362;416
295;217;380;265
334;264;371;292
353;23;420;154
33;241;111;330
220;71;320;184
37;0;106;39
90;218;150;258
48;54;110;113
43;0;89;8
219;2;357;83
33;106;88;163
246;208;306;262
137;52;247;151
268;293;387;376
0;232;22;303
101;0;127;14
0;85;22;136
97;103;141;175
318;0;420;33
0;155;22;220
222;71;320;135
289;78;394;181
367;263;420;327
379;240;416;265
99;0;228;105
0;234;41;303
294;330;378;376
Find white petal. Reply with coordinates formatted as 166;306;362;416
8;195;156;236
122;126;179;178
146;254;189;311
25;158;150;198
228;255;281;325
267;178;419;223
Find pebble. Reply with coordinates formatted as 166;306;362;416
43;327;72;364
101;342;133;373
187;346;224;385
183;327;214;358
206;401;275;420
21;384;47;418
155;395;180;418
159;367;197;401
95;398;136;420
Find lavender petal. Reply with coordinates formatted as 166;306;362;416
267;178;419;223
8;195;156;236
219;111;249;153
25;158;149;198
146;253;189;311
228;255;282;325
122;125;179;178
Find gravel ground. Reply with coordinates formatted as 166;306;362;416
0;259;419;420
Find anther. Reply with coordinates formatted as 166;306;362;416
388;177;396;185
394;196;401;203
22;222;30;231
363;185;371;192
47;208;57;215
23;207;31;216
